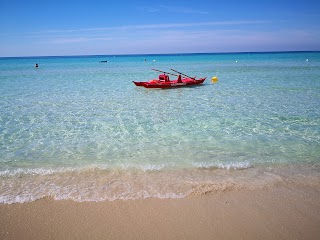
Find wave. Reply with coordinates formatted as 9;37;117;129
0;165;167;179
0;160;252;178
193;161;252;170
1;164;319;204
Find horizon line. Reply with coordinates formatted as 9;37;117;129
0;50;319;59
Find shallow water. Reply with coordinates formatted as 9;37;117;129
1;52;320;203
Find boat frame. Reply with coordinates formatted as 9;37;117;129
133;69;206;89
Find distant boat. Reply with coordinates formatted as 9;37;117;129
133;69;206;89
100;60;108;63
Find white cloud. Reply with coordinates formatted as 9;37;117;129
49;37;113;44
1;19;319;57
30;20;269;35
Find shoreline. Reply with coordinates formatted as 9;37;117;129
1;163;320;204
1;181;320;240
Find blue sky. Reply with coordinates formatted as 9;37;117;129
1;0;320;57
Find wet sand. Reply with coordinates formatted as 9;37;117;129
1;181;320;240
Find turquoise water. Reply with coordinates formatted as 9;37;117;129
1;52;320;203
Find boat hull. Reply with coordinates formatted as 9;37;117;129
133;78;206;88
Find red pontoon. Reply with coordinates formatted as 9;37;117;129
133;69;206;89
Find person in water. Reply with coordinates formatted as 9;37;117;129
35;63;39;68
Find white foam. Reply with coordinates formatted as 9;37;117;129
193;161;252;170
0;163;172;179
0;193;44;204
0;167;75;177
218;161;252;170
1;164;318;204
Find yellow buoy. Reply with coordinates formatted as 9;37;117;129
211;76;218;83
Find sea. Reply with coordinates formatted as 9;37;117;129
1;52;320;204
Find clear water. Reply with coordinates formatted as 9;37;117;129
1;52;320;203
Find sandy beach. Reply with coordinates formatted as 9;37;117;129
1;181;320;240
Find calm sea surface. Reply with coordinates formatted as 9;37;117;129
1;52;320;203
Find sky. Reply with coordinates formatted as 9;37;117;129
0;0;320;57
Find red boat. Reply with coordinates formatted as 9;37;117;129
133;69;207;89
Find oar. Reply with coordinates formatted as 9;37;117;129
170;69;195;79
152;69;179;77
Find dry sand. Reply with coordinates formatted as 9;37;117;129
1;183;320;240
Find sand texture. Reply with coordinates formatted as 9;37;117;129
1;183;320;240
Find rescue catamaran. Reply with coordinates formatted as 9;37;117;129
133;69;207;88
